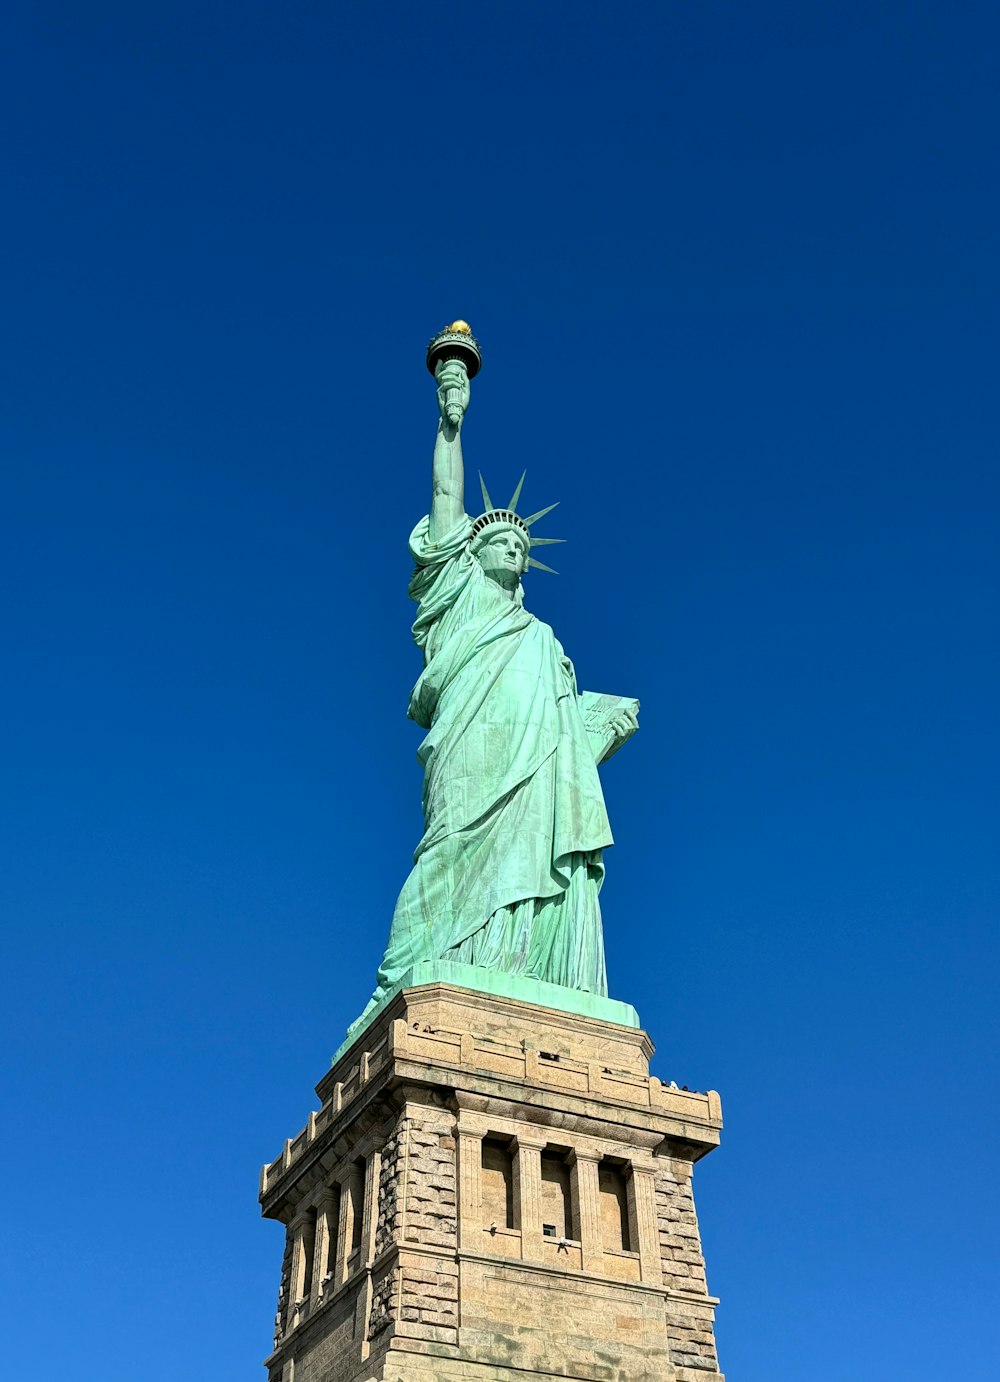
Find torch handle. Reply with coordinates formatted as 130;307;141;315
444;388;465;427
437;356;470;429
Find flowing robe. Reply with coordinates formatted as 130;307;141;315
369;514;614;1005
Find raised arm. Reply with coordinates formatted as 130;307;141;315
429;359;470;540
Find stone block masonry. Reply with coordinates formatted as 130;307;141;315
259;981;724;1381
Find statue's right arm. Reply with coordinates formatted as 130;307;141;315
429;361;470;540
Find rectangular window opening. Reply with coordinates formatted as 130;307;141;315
301;1208;317;1299
481;1136;515;1230
540;1151;572;1240
349;1160;365;1253
598;1160;632;1253
324;1186;341;1278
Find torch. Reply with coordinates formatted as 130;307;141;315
426;320;482;428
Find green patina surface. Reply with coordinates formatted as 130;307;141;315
334;960;640;1064
346;330;639;1050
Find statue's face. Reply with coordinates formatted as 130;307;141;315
474;526;529;589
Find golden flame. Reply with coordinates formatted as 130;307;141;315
446;320;472;334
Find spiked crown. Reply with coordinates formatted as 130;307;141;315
470;471;564;573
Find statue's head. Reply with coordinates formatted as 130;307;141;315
469;475;563;585
471;521;530;590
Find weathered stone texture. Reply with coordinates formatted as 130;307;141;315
403;1114;458;1250
399;1257;460;1331
654;1163;709;1286
275;1292;357;1382
374;1118;406;1258
274;1230;292;1341
367;1264;398;1339
654;1163;718;1373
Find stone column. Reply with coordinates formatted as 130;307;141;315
312;1188;338;1305
333;1175;352;1287
287;1211;313;1328
569;1151;603;1273
456;1127;484;1251
629;1166;663;1284
361;1148;381;1266
354;1148;382;1354
514;1136;545;1261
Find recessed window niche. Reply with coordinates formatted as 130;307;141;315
598;1160;632;1252
540;1149;572;1240
481;1136;515;1229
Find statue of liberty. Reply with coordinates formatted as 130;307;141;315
361;324;638;1019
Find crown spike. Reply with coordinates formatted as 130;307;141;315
478;473;494;512
507;471;527;513
527;556;559;574
522;501;560;528
526;537;565;547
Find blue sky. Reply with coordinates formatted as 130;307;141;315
2;3;998;1378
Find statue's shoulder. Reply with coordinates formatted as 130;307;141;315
408;515;479;612
409;513;473;568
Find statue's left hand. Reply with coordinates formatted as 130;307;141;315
608;708;639;744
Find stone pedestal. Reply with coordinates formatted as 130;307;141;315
259;979;724;1381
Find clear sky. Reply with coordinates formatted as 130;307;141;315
2;3;998;1378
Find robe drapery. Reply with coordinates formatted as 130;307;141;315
369;513;613;1005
